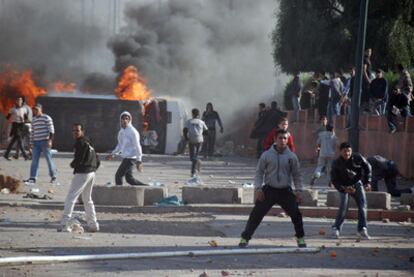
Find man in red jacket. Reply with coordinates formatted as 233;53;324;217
263;117;296;152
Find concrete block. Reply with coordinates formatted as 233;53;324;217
143;187;168;206
327;190;391;210
298;189;318;206
92;186;144;206
400;193;414;210
182;186;243;204
92;186;166;206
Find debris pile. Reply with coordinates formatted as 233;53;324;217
0;174;24;193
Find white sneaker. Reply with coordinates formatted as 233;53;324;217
357;227;371;240
331;227;340;239
24;179;36;186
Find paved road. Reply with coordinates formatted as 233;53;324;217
0;152;413;276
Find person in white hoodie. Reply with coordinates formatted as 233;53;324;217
106;111;147;186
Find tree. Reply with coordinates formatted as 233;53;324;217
273;0;414;74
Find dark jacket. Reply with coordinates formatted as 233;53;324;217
202;111;223;131
367;155;399;179
70;136;100;174
370;78;387;99
331;153;372;193
388;92;409;110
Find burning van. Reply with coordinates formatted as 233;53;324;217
35;93;187;154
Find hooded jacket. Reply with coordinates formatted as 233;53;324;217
111;111;143;162
254;146;302;192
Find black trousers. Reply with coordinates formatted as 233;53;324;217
115;158;145;186
5;123;27;159
256;137;265;159
241;186;305;240
202;129;216;157
189;143;201;175
372;175;412;197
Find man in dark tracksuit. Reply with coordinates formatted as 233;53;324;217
201;103;223;157
331;142;372;239
367;155;413;197
239;129;306;248
59;123;100;232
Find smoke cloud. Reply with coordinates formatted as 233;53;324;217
109;0;286;132
0;0;115;89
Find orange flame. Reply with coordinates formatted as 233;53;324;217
51;81;76;92
115;65;152;100
0;67;46;115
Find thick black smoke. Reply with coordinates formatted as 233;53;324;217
0;0;114;89
109;0;285;129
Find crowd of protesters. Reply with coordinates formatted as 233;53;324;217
286;48;413;134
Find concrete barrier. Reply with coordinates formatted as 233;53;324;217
298;189;318;207
400;193;414;210
326;190;391;210
143;187;168;206
182;186;243;204
92;186;167;206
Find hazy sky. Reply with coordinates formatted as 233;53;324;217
0;0;286;130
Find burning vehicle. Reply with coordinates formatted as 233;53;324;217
0;65;187;154
35;94;186;154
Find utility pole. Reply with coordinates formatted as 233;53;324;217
349;0;369;151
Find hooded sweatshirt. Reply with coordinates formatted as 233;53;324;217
111;111;142;162
254;146;302;192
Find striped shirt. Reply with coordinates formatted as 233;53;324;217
31;114;54;142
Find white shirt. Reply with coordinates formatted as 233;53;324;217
8;106;27;123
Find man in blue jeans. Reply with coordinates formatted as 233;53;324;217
330;142;372;239
25;104;57;185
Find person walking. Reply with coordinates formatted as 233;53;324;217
58;123;100;232
331;142;372;239
239;129;306;248
201;102;223;157
3;96;29;161
310;124;338;187
183;108;208;178
106;111;147;186
24;104;57;184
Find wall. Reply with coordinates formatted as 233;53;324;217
287;110;414;178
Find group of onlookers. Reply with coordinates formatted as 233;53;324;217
286;48;413;133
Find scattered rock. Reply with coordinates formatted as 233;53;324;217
199;271;209;277
208;240;218;247
277;212;287;218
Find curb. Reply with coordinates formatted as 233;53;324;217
0;202;412;222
